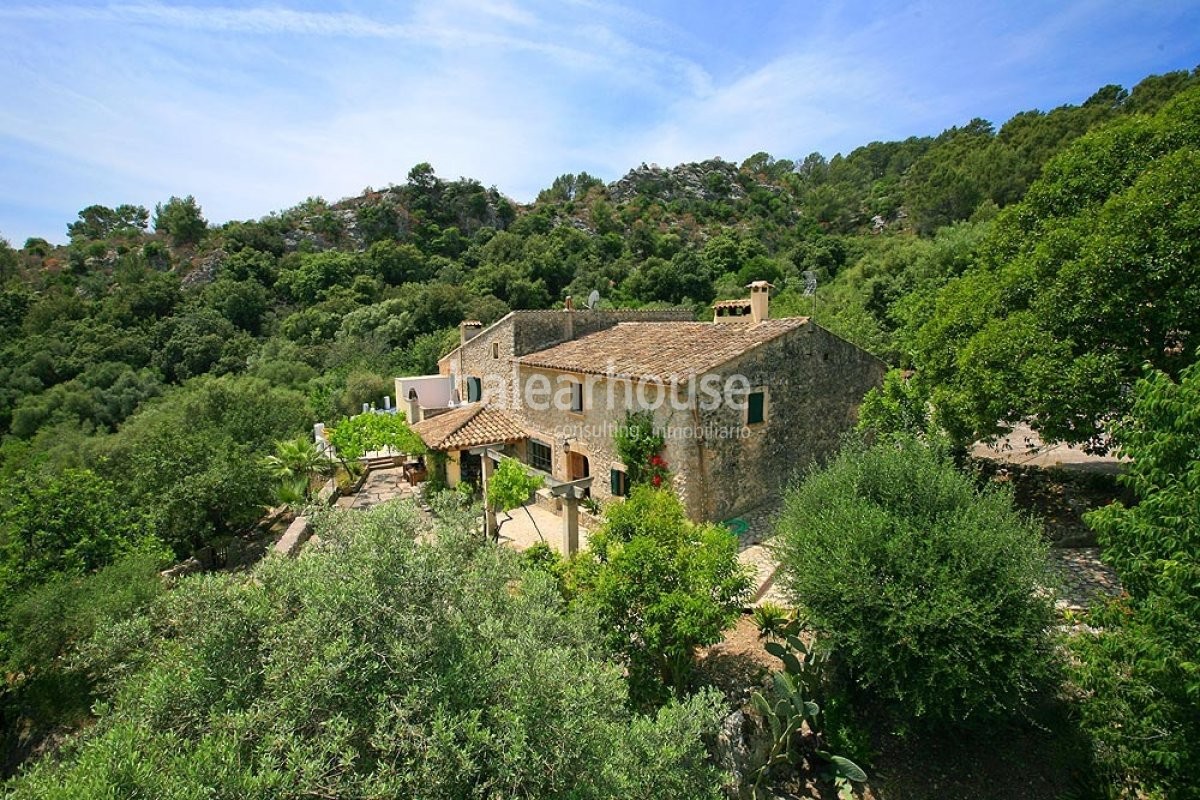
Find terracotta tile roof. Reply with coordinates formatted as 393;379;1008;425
517;318;810;379
712;299;752;309
411;404;526;451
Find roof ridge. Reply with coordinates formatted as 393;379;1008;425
516;316;813;379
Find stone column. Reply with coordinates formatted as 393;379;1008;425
561;490;579;556
481;453;498;541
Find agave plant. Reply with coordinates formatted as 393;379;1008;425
751;602;793;640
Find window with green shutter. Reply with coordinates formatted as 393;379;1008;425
747;390;765;425
466;376;482;403
610;468;629;497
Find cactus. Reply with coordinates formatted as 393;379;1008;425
748;624;866;799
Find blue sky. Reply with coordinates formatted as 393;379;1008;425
1;1;1198;245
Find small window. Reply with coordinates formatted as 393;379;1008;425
569;381;583;413
528;440;552;473
747;390;766;425
466;376;482;403
610;468;630;497
492;341;500;359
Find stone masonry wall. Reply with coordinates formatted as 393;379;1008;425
435;312;884;523
512;366;693;507
682;324;886;520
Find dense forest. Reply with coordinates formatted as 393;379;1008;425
2;68;1199;797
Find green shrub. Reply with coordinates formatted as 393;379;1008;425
2;548;167;737
1071;359;1200;798
5;502;726;799
773;436;1056;727
570;486;751;707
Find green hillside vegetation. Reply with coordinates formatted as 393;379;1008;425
2;68;1199;796
7;502;727;799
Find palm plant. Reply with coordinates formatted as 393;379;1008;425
262;437;335;505
273;474;311;508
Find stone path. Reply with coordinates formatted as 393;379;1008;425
1049;547;1124;611
724;503;789;608
334;467;417;510
495;503;583;554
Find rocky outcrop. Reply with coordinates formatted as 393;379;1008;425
282;208;362;252
608;158;750;204
181;248;224;287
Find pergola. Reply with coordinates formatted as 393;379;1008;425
469;445;594;556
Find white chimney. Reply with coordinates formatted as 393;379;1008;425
747;281;773;324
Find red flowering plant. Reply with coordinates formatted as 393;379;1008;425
646;453;670;488
614;411;669;488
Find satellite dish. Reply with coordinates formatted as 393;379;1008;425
587;289;601;309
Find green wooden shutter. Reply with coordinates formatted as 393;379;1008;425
467;376;481;403
747;391;765;424
610;468;621;496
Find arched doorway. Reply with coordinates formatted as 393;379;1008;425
567;451;590;497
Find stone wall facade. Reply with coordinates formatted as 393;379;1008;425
682;324;886;520
433;310;884;522
507;366;697;505
508;325;884;521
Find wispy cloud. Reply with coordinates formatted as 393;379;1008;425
2;4;413;37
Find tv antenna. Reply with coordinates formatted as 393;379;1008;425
586;289;601;309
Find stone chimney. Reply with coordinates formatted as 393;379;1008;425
404;386;421;424
459;320;483;346
747;281;773;324
712;299;751;322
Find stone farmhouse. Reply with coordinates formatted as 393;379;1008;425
398;283;886;523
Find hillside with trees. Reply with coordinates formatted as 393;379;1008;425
2;67;1199;797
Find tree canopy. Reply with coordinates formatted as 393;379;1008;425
4;502;726;799
327;411;424;461
153;195;207;246
1070;357;1200;797
904;86;1200;449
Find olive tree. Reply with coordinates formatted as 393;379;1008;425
6;502;726;799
